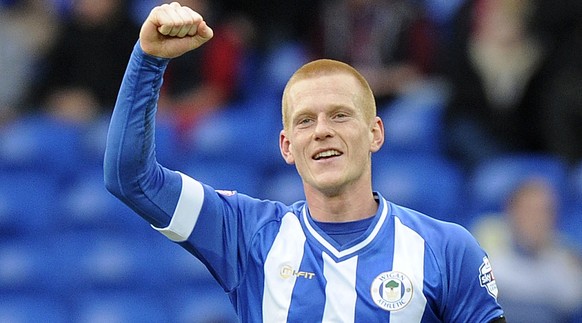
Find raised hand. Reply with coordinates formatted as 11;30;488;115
139;2;213;58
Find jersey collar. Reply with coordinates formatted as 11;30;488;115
300;193;390;260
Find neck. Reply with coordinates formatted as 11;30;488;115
304;182;378;223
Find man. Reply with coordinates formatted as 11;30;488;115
473;177;582;322
104;2;505;322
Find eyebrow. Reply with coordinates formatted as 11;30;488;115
291;103;358;122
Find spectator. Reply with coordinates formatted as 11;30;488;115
220;0;319;51
532;0;582;165
0;0;58;123
312;0;439;109
441;0;547;170
473;177;582;323
26;0;140;122
155;0;257;137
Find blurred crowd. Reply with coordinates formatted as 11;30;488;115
1;0;581;165
1;0;581;322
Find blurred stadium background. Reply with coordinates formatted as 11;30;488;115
1;0;581;322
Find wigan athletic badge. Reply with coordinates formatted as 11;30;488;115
370;271;414;311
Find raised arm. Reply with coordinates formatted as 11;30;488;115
103;2;213;228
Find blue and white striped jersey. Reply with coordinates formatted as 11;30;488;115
104;43;504;322
154;174;503;322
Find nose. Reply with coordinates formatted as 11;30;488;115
313;115;334;140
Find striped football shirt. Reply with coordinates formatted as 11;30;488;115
154;173;503;322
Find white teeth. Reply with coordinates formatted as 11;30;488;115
315;150;340;159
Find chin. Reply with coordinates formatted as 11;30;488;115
309;178;347;195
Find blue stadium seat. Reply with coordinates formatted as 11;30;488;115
57;166;150;234
568;161;582;207
423;0;466;26
0;114;83;176
0;170;59;236
51;232;160;292
78;115;110;168
80;114;182;169
170;283;238;323
0;295;67;323
467;153;568;218
184;101;281;171
181;159;264;198
259;40;309;103
373;154;465;223
73;290;170;323
379;102;442;156
259;165;304;205
0;239;56;293
559;162;582;251
559;205;582;254
377;80;448;156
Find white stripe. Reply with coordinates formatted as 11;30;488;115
263;212;306;322
152;172;204;242
322;252;358;323
302;198;388;259
390;216;427;322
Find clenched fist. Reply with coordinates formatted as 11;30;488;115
139;2;213;58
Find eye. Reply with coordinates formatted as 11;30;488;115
296;117;314;128
332;112;350;121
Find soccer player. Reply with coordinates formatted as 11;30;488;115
104;2;506;322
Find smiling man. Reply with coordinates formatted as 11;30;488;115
280;61;384;222
104;2;505;322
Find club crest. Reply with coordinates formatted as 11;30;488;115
370;271;413;311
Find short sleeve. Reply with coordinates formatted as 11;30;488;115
441;225;504;323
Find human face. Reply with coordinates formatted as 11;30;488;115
510;181;556;252
279;72;384;196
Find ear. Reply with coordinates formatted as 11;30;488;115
369;116;385;153
279;129;295;165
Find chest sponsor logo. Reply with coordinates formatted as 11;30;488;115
479;256;498;299
370;271;413;311
280;264;315;280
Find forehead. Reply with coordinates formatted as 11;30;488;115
286;72;361;110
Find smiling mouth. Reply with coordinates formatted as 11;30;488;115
313;150;342;160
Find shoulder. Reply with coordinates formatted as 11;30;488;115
390;202;476;246
390;203;504;319
389;202;485;267
200;182;302;224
